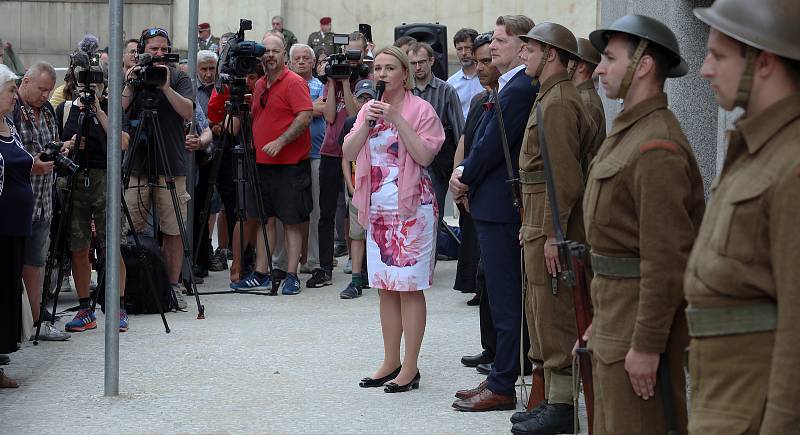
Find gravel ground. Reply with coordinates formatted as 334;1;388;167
1;258;588;434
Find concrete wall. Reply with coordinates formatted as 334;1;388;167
598;0;719;193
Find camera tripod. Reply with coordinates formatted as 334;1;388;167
121;86;204;318
34;90;170;343
192;80;280;298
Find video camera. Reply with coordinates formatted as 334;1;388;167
325;34;370;81
129;52;180;89
40;141;79;175
216;19;265;90
70;50;105;105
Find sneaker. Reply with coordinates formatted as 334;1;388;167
306;269;332;288
339;282;362;299
172;284;189;310
118;309;129;332
65;308;97;332
35;322;71;341
222;248;233;261
333;244;348;257
281;273;301;295
209;249;228;271
61;276;73;292
343;258;353;274
230;272;271;291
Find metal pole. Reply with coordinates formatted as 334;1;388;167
105;0;124;397
184;0;199;269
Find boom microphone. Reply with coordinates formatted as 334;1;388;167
369;80;386;127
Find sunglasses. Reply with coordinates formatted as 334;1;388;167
142;28;170;40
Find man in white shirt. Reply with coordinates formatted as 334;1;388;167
446;28;484;120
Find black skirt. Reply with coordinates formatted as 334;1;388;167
0;236;25;354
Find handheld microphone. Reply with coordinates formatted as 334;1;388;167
369;80;386;128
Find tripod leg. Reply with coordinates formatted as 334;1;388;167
150;115;205;318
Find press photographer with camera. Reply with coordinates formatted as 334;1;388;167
56;49;132;333
228;31;312;294
12;61;70;342
312;31;371;289
121;28;195;299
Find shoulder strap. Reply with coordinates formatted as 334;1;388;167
62;101;72;131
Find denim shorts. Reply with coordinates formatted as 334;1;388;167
24;218;52;267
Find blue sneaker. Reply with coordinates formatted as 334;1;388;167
119;309;129;332
230;272;271;291
65;308;97;332
281;273;301;295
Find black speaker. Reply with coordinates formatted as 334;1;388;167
395;23;448;80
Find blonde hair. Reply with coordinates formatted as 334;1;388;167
373;46;415;90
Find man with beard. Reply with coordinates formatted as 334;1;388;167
447;28;484;121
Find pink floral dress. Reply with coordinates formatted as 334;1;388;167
366;124;438;291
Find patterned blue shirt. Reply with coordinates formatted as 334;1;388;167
307;77;325;159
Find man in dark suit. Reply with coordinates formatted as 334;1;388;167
449;14;537;412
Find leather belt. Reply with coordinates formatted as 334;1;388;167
519;169;545;185
590;253;640;278
686;303;777;337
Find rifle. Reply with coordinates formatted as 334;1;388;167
536;103;594;433
491;87;546;410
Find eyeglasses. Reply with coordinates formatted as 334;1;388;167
409;58;430;67
356;95;373;103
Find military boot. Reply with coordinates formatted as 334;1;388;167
510;403;573;435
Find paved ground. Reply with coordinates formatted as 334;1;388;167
1;258;588;434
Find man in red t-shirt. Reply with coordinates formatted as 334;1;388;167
230;31;312;295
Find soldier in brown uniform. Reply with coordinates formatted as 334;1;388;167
572;38;606;169
511;23;594;435
687;1;800;433
583;15;706;435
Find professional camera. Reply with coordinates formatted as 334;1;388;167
325;34;370;80
39;141;79;175
217;19;265;87
130;52;180;88
70;50;104;105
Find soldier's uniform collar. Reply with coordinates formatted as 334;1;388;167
576;79;595;92
535;71;570;103
608;92;668;137
735;93;800;155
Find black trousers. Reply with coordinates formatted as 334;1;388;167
0;236;25;354
192;162;213;269
454;205;480;292
215;147;237;240
318;155;342;272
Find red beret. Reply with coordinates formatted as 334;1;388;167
320;17;332;25
198;22;210;30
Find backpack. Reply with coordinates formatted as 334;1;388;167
95;236;177;314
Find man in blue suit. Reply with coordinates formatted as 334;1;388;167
450;14;538;412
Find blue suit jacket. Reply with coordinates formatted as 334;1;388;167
460;69;538;223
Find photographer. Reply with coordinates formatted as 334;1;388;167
229;31;312;295
57;64;131;333
13;61;70;341
312;31;371;289
121;28;195;300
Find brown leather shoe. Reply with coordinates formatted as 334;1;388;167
452;387;516;412
0;369;19;388
455;379;488;399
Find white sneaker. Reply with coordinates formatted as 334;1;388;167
343;258;353;274
172;285;188;310
32;323;71;341
61;276;73;292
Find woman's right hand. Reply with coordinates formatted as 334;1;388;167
364;101;381;126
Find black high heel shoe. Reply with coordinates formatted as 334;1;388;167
359;366;402;388
383;370;421;393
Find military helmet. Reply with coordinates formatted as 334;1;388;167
519;22;579;57
694;0;800;61
576;37;601;65
589;14;688;78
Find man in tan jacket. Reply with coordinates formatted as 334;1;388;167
687;1;800;433
583;15;706;435
511;22;594;435
572;37;605;170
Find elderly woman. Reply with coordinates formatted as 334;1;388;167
343;46;444;393
0;64;31;388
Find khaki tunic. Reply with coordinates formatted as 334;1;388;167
576;79;606;171
583;93;705;435
307;31;335;55
684;94;800;435
519;71;594;403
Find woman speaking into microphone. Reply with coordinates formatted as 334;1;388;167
343;46;444;393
